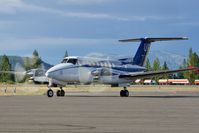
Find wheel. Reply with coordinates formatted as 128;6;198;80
60;90;65;97
120;90;129;97
56;90;61;97
120;90;124;97
47;89;54;97
124;90;129;97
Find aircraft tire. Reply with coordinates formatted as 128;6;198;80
60;90;65;97
120;90;124;97
124;90;129;97
120;90;129;97
57;90;61;97
47;89;54;97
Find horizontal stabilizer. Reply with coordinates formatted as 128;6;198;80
119;37;188;43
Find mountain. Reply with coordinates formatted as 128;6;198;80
82;51;186;69
0;56;53;71
148;50;186;69
0;51;186;71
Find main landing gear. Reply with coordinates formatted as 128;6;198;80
120;87;129;97
47;87;65;97
56;87;65;97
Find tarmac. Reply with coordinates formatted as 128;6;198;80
1;91;199;133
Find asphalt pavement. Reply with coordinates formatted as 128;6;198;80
1;91;199;133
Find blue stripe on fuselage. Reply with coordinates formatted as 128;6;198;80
48;63;145;75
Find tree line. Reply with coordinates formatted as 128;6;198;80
0;49;198;84
145;48;199;83
0;50;42;83
178;48;199;83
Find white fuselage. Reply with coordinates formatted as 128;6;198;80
45;56;146;86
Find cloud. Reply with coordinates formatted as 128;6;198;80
0;20;16;29
0;0;123;20
58;0;115;5
0;0;22;14
131;16;183;21
172;22;199;27
0;0;47;14
0;37;116;50
0;0;180;22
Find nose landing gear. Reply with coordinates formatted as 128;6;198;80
120;87;129;97
47;88;54;97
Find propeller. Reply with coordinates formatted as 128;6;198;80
0;63;26;82
0;63;47;83
78;58;93;84
78;53;116;92
14;63;27;82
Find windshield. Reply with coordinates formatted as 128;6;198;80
61;59;68;63
61;58;77;65
67;59;77;65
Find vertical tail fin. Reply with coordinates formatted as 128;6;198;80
133;39;151;66
119;37;188;66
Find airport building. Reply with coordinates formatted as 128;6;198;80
195;80;199;85
158;79;190;85
135;79;198;85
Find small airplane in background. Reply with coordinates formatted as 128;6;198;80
27;68;49;84
45;37;198;97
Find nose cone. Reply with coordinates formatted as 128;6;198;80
45;66;57;78
45;63;73;79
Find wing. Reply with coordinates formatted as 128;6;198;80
119;67;197;80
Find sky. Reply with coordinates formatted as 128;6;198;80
0;0;198;65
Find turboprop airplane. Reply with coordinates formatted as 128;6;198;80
45;37;197;97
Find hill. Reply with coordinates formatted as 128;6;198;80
0;51;186;71
0;56;53;71
148;50;186;69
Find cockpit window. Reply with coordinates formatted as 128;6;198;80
67;59;77;65
61;59;68;63
35;69;45;76
61;58;77;65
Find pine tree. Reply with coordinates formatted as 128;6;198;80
33;50;39;57
64;50;68;58
191;52;199;79
24;57;31;70
153;58;161;71
0;55;13;83
32;50;42;68
180;58;189;79
162;61;169;70
162;61;169;79
145;58;151;71
177;66;184;79
177;59;187;79
184;48;199;84
152;57;161;81
182;58;187;68
192;52;199;67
